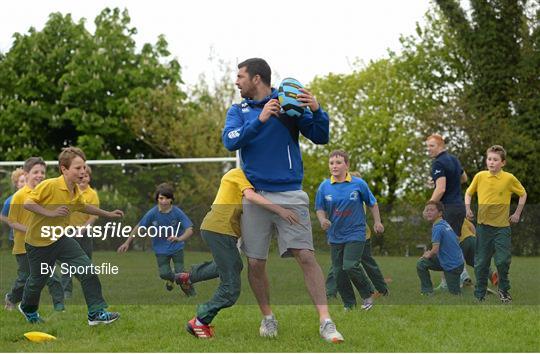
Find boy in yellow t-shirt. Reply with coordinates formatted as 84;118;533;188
465;145;527;303
18;147;124;325
61;165;100;299
176;168;299;338
5;158;64;312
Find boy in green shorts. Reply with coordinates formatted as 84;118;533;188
117;183;194;294
465;145;527;303
5;157;64;312
176;168;300;339
19;147;124;324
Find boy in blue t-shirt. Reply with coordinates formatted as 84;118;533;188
417;200;464;295
118;183;194;294
315;150;385;311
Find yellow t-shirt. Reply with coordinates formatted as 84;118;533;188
69;186;99;226
466;170;526;227
200;168;254;237
8;185;34;255
459;218;476;243
25;176;86;247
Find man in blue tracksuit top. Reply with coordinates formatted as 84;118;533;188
222;58;344;343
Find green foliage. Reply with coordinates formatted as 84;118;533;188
307;60;428;207
0;8;182;161
432;0;540;201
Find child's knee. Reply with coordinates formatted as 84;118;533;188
416;259;427;270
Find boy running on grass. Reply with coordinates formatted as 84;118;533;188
117;183;194;294
5;158;64;312
19;147;123;325
315;151;384;311
176;168;300;339
465;145;526;303
417;201;464;295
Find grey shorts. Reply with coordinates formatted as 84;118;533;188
240;190;314;259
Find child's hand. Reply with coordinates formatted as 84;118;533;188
320;218;331;231
466;208;474;220
373;222;384;234
108;210;124;218
278;208;300;225
117;243;129;253
509;212;521;224
167;236;180;242
50;206;70;217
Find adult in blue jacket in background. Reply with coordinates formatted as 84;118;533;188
222;58;343;343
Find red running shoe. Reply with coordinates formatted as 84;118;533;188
186;317;214;338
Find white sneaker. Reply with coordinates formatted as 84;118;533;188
4;293;14;311
361;296;374;311
320;320;344;343
259;317;278;337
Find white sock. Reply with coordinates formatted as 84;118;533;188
195;318;204;326
264;314;275;320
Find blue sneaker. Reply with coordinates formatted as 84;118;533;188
18;303;44;323
88;310;120;326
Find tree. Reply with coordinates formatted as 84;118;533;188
433;0;540;201
307;59;427;207
0;8;182;161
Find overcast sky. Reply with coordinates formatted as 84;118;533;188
0;0;433;86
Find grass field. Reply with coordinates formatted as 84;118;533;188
1;249;539;352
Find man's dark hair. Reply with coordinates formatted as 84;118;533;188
155;183;175;201
238;58;271;86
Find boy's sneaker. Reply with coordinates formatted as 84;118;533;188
319;320;344;343
259;317;278;338
18;303;44;323
462;278;473;287
54;303;65;312
186;317;214;338
361;296;374;311
498;289;512;304
490;271;499;286
4;293;15;311
88;310;120;326
165;280;174;291
175;272;195;297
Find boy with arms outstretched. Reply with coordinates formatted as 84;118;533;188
19;147;123;325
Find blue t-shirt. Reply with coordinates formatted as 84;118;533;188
431;151;464;205
138;205;193;256
2;194;14;241
432;219;464;271
315;176;376;244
